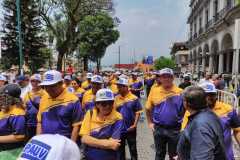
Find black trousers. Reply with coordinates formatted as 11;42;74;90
119;130;138;160
153;125;180;160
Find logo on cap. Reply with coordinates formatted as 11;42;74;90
20;139;51;160
45;74;54;81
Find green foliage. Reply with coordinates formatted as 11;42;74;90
154;56;176;70
79;12;119;63
39;0;115;70
2;0;48;72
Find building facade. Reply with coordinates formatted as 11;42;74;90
170;42;189;73
188;0;240;75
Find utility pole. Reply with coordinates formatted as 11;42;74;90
118;45;121;70
16;0;23;75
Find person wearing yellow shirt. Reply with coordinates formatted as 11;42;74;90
23;74;47;139
182;82;240;160
115;78;143;160
145;68;184;160
144;71;155;97
129;72;143;98
80;89;126;160
37;70;84;142
82;75;103;112
0;84;26;151
72;77;85;103
109;72;120;96
82;73;93;90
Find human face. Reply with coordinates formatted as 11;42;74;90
92;82;102;94
30;79;40;89
206;93;217;109
96;101;114;116
71;81;79;90
44;82;64;98
117;84;128;95
159;74;174;89
0;81;5;87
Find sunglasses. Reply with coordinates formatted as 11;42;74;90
71;83;77;85
96;101;114;106
30;80;40;83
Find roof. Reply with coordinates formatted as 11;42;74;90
170;42;189;55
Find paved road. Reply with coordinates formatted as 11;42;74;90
126;118;155;160
125;92;240;160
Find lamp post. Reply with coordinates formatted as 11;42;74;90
16;0;23;75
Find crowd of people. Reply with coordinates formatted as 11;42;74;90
0;67;239;160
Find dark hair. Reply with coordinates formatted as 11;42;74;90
183;86;207;110
73;78;82;86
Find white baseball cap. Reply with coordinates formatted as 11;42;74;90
116;78;129;86
18;134;81;160
40;70;63;86
119;74;128;79
0;74;7;81
91;75;103;84
64;75;72;81
159;68;174;76
86;73;93;79
30;74;42;82
199;82;217;93
115;71;121;75
95;89;114;102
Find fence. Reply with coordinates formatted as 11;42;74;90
217;89;239;113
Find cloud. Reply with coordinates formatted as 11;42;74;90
102;0;190;66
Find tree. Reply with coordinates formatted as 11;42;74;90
2;0;48;72
39;0;115;71
154;56;176;70
78;12;119;71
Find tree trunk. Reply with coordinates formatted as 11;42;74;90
96;58;101;72
57;51;64;71
83;56;88;71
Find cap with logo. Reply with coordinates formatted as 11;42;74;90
30;74;42;82
159;68;174;76
0;74;7;81
18;134;81;160
1;84;21;98
40;70;63;86
86;73;93;79
199;82;217;93
116;78;129;86
91;75;103;84
95;89;114;102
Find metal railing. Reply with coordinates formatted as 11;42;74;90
216;89;239;113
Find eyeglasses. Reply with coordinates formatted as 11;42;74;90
71;83;77;85
96;101;114;106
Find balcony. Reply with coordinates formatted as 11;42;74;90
214;4;235;23
205;19;214;30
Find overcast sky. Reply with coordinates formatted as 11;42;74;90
102;0;190;66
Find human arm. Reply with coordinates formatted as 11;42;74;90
81;135;121;150
145;91;154;131
128;99;142;132
36;123;42;135
234;130;240;146
0;135;25;143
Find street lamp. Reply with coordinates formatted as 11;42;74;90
16;0;23;75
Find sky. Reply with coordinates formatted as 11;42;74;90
102;0;190;66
